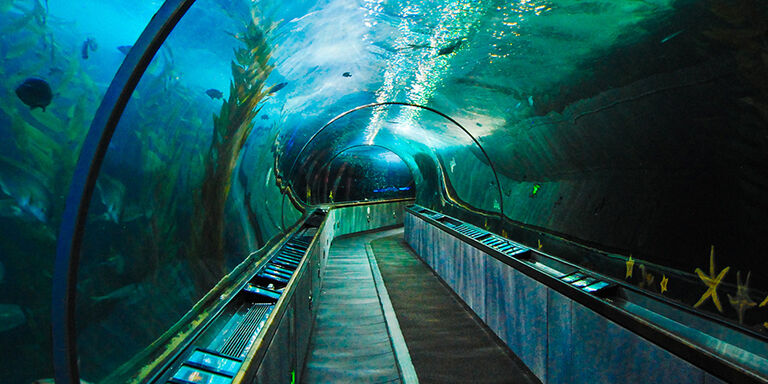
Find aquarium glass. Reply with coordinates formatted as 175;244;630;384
75;0;300;381
2;0;768;381
0;1;160;382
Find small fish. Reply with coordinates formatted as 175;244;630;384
95;175;126;223
117;45;132;55
205;88;223;99
269;82;288;93
528;96;534;107
0;197;47;223
342;72;352;77
660;29;684;44
305;65;320;76
81;37;97;59
438;39;463;56
0;304;26;333
0;158;51;222
101;253;125;275
15;78;53;111
261;114;269;120
407;43;432;49
91;283;142;303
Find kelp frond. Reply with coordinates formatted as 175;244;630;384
190;16;275;293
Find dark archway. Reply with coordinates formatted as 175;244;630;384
284;102;505;219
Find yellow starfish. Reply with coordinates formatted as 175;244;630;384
537;239;543;250
502;229;508;238
660;274;669;294
625;255;635;279
728;271;757;324
329;190;334;201
694;245;730;313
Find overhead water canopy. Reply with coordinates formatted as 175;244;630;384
0;0;767;382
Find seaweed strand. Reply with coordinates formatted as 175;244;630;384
189;17;274;294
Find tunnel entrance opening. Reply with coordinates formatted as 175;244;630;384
304;145;415;205
280;102;504;226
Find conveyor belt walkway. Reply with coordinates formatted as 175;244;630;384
302;227;539;383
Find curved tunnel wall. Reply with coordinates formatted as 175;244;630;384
43;1;306;382
305;145;415;204
1;0;767;383
285;102;505;222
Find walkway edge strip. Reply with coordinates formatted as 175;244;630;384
365;242;420;384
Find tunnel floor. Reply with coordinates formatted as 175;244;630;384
302;227;539;383
302;230;402;383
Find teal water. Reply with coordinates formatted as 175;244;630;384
1;0;767;382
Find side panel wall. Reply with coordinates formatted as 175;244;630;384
253;200;411;383
405;212;711;384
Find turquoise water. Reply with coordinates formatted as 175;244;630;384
1;0;767;382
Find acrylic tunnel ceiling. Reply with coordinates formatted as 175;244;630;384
2;0;768;382
269;0;768;294
245;0;768;335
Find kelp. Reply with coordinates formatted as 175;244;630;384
190;16;274;293
0;0;46;36
245;119;285;239
141;105;202;284
0;2;94;380
0;1;94;222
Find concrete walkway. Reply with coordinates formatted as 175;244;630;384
302;227;536;384
371;231;540;384
302;229;405;384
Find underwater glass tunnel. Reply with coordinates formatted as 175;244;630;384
1;0;768;382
